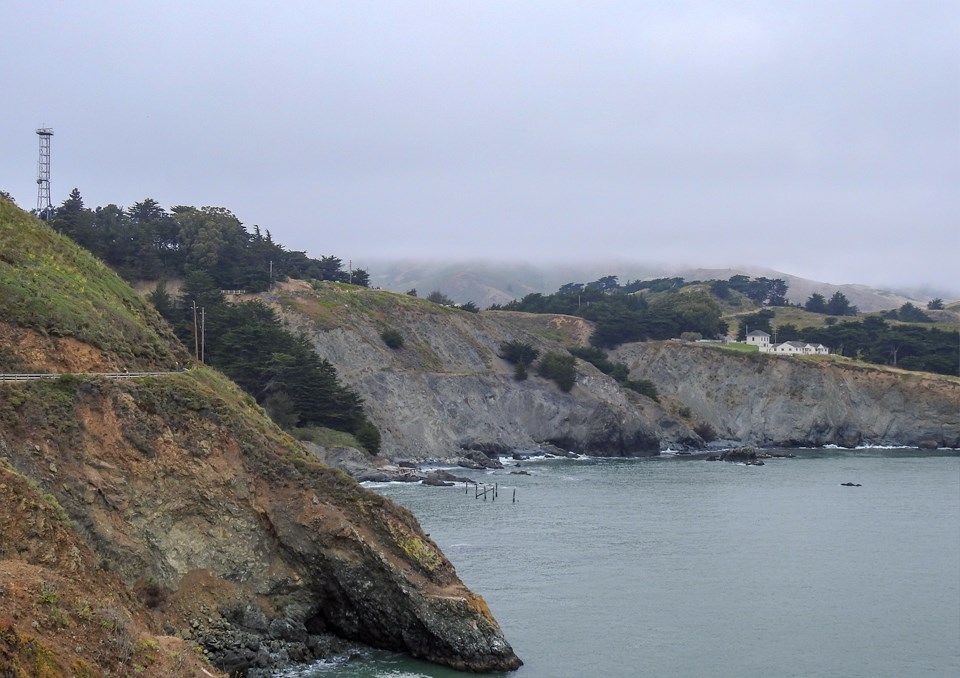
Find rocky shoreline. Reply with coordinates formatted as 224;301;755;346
305;440;583;485
186;603;360;677
703;446;797;465
310;442;809;488
312;443;957;488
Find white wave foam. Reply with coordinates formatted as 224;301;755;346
821;444;916;450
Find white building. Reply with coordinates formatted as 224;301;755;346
746;330;770;349
769;341;829;355
744;329;829;355
771;341;807;355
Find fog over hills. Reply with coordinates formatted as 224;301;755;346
367;259;955;313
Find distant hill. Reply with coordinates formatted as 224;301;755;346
669;267;925;313
366;260;950;313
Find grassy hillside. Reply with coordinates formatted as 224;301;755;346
278;279;459;330
0;200;187;370
488;310;595;346
719;305;837;332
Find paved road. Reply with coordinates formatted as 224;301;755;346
0;371;181;381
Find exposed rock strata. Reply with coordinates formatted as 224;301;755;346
0;462;223;677
611;342;959;448
277;286;697;457
0;372;522;674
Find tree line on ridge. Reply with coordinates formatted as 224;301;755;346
45;189;381;451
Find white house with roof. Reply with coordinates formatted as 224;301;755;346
768;341;829;355
746;330;770;349
742;329;829;355
771;341;807;355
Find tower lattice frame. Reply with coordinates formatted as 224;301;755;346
36;128;54;218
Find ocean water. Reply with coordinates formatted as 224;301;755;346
285;449;960;678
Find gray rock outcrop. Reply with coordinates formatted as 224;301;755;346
611;341;959;448
278;288;695;457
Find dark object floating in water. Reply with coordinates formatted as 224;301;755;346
840;482;862;487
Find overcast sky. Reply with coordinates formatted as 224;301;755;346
2;1;958;293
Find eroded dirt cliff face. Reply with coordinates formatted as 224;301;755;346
0;321;174;374
0;370;521;675
0;462;224;677
611;342;960;448
276;283;696;457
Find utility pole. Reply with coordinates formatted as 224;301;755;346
200;307;206;364
269;260;273;290
192;301;199;361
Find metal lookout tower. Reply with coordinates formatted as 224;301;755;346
36;128;54;219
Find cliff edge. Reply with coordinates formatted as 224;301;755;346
0;201;521;674
275;281;698;457
612;341;959;449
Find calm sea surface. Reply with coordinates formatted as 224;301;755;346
284;449;960;678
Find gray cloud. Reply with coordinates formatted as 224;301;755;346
2;0;957;293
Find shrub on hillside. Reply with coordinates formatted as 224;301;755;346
623;378;659;402
693;421;717;442
499;340;539;367
569;346;615;372
426;290;453;305
354;419;382;455
381;328;404;349
569;346;631;384
537;352;577;392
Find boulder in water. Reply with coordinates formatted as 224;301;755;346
718;447;757;463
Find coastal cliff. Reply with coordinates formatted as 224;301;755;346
0;202;521;675
273;282;958;458
276;282;696;457
611;341;959;449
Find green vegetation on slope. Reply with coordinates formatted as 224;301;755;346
494;280;728;348
496;271;957;377
802;317;958;376
568;346;660;400
48;191;369;290
151;276;382;453
0;200;380;448
0;201;186;369
731;308;957;375
293;280;461;328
